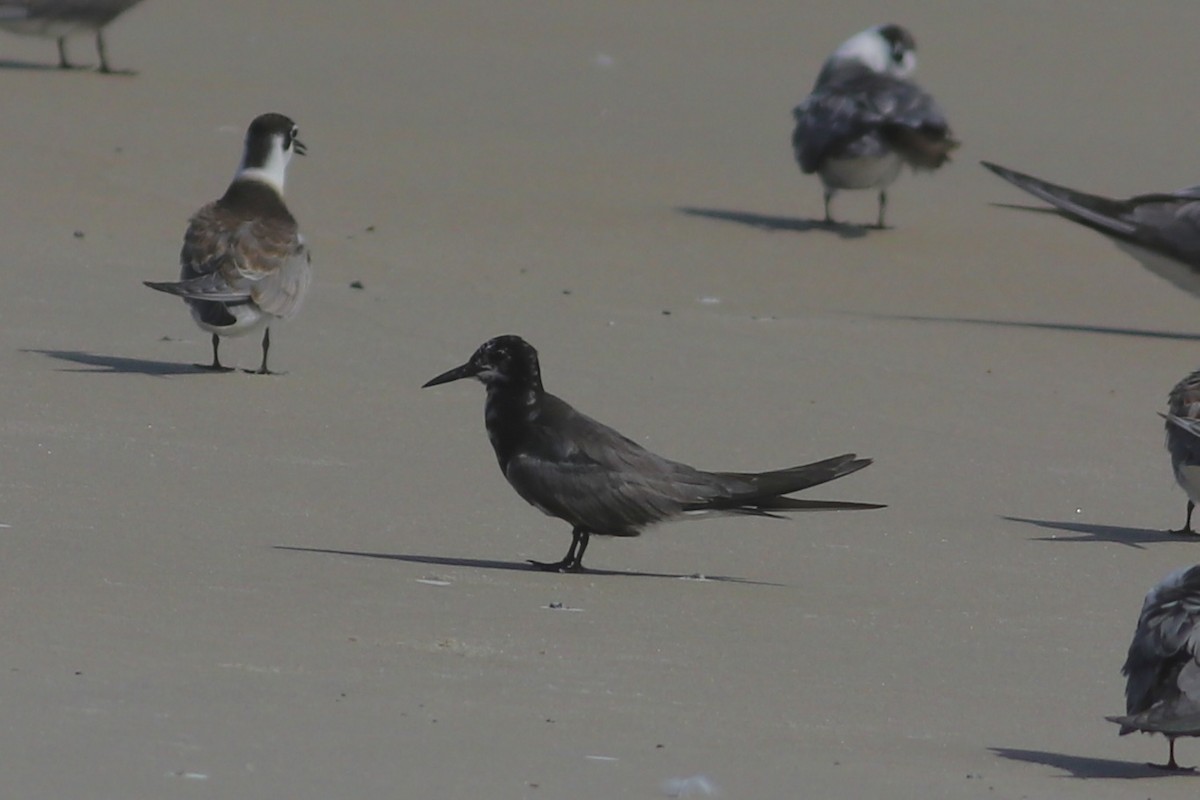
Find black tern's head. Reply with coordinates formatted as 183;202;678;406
423;335;543;391
820;23;917;82
236;113;305;192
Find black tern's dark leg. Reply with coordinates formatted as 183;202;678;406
822;189;834;224
528;527;591;573
195;333;234;372
1171;501;1198;536
95;31;111;73
56;37;76;70
874;190;888;229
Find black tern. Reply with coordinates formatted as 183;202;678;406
982;161;1200;298
0;0;146;73
144;113;312;375
1107;564;1200;770
1162;371;1200;535
422;335;883;572
791;23;958;228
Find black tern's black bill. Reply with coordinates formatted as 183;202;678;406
422;361;478;388
424;335;882;573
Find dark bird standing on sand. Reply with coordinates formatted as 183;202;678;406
144;113;312;375
0;0;146;73
1107;564;1200;770
1163;372;1200;536
423;335;883;572
791;23;958;228
982;161;1200;299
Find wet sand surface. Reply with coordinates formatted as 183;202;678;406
3;2;1200;797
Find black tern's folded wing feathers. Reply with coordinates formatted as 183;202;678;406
505;395;723;534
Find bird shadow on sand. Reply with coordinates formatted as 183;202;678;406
273;545;785;585
989;747;1189;780
872;313;1200;343
988;202;1062;215
0;59;67;72
0;59;134;75
22;349;206;376
675;207;872;239
1003;516;1185;549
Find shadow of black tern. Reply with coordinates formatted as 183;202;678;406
982;161;1200;299
0;0;146;73
422;335;883;573
791;23;958;228
144;113;312;375
1107;564;1200;770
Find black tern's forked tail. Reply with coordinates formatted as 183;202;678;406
981;161;1200;299
422;335;883;573
791;23;958;228
143;113;312;375
1106;564;1200;771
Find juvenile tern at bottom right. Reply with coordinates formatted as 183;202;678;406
1107;563;1200;770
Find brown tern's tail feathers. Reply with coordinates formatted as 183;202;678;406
143;275;248;303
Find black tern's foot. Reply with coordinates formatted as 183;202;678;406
1149;761;1195;772
527;559;586;573
98;66;137;76
194;362;235;373
244;367;284;376
1168;527;1200;537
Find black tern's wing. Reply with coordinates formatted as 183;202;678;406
506;396;726;534
1118;565;1200;722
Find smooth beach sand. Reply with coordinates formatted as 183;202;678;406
3;1;1200;797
